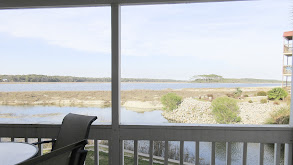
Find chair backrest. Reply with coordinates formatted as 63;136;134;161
52;113;97;151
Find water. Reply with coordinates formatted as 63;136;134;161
0;105;168;124
0;82;280;92
0;105;279;164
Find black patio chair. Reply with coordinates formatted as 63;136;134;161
18;139;87;165
29;113;97;165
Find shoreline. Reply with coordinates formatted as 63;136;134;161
0;96;284;125
0;87;288;125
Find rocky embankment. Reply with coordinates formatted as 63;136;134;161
238;102;280;124
162;97;281;124
162;98;216;124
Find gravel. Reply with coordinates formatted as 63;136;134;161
162;97;281;124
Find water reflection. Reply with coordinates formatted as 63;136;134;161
0;105;168;124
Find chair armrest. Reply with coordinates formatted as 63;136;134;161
18;140;87;165
32;139;56;145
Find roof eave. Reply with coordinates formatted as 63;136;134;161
0;0;248;9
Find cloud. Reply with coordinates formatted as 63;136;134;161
0;7;111;54
0;1;290;59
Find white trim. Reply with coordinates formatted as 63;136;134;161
111;2;121;138
290;44;293;126
0;0;245;9
284;143;292;165
0;124;291;143
2;124;291;163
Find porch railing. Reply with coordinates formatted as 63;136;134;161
284;45;293;55
0;124;292;165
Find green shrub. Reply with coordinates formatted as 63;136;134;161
248;100;253;103
265;106;290;124
243;94;249;97
260;99;267;104
233;88;242;98
211;97;241;124
161;93;182;111
267;88;288;100
235;116;242;122
257;91;267;96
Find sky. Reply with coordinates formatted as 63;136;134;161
0;0;292;80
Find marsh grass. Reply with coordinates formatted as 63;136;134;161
0;87;275;107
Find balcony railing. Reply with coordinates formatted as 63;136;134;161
284;45;293;55
283;65;292;75
0;124;292;165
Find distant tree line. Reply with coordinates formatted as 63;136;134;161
0;74;183;83
191;74;282;83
